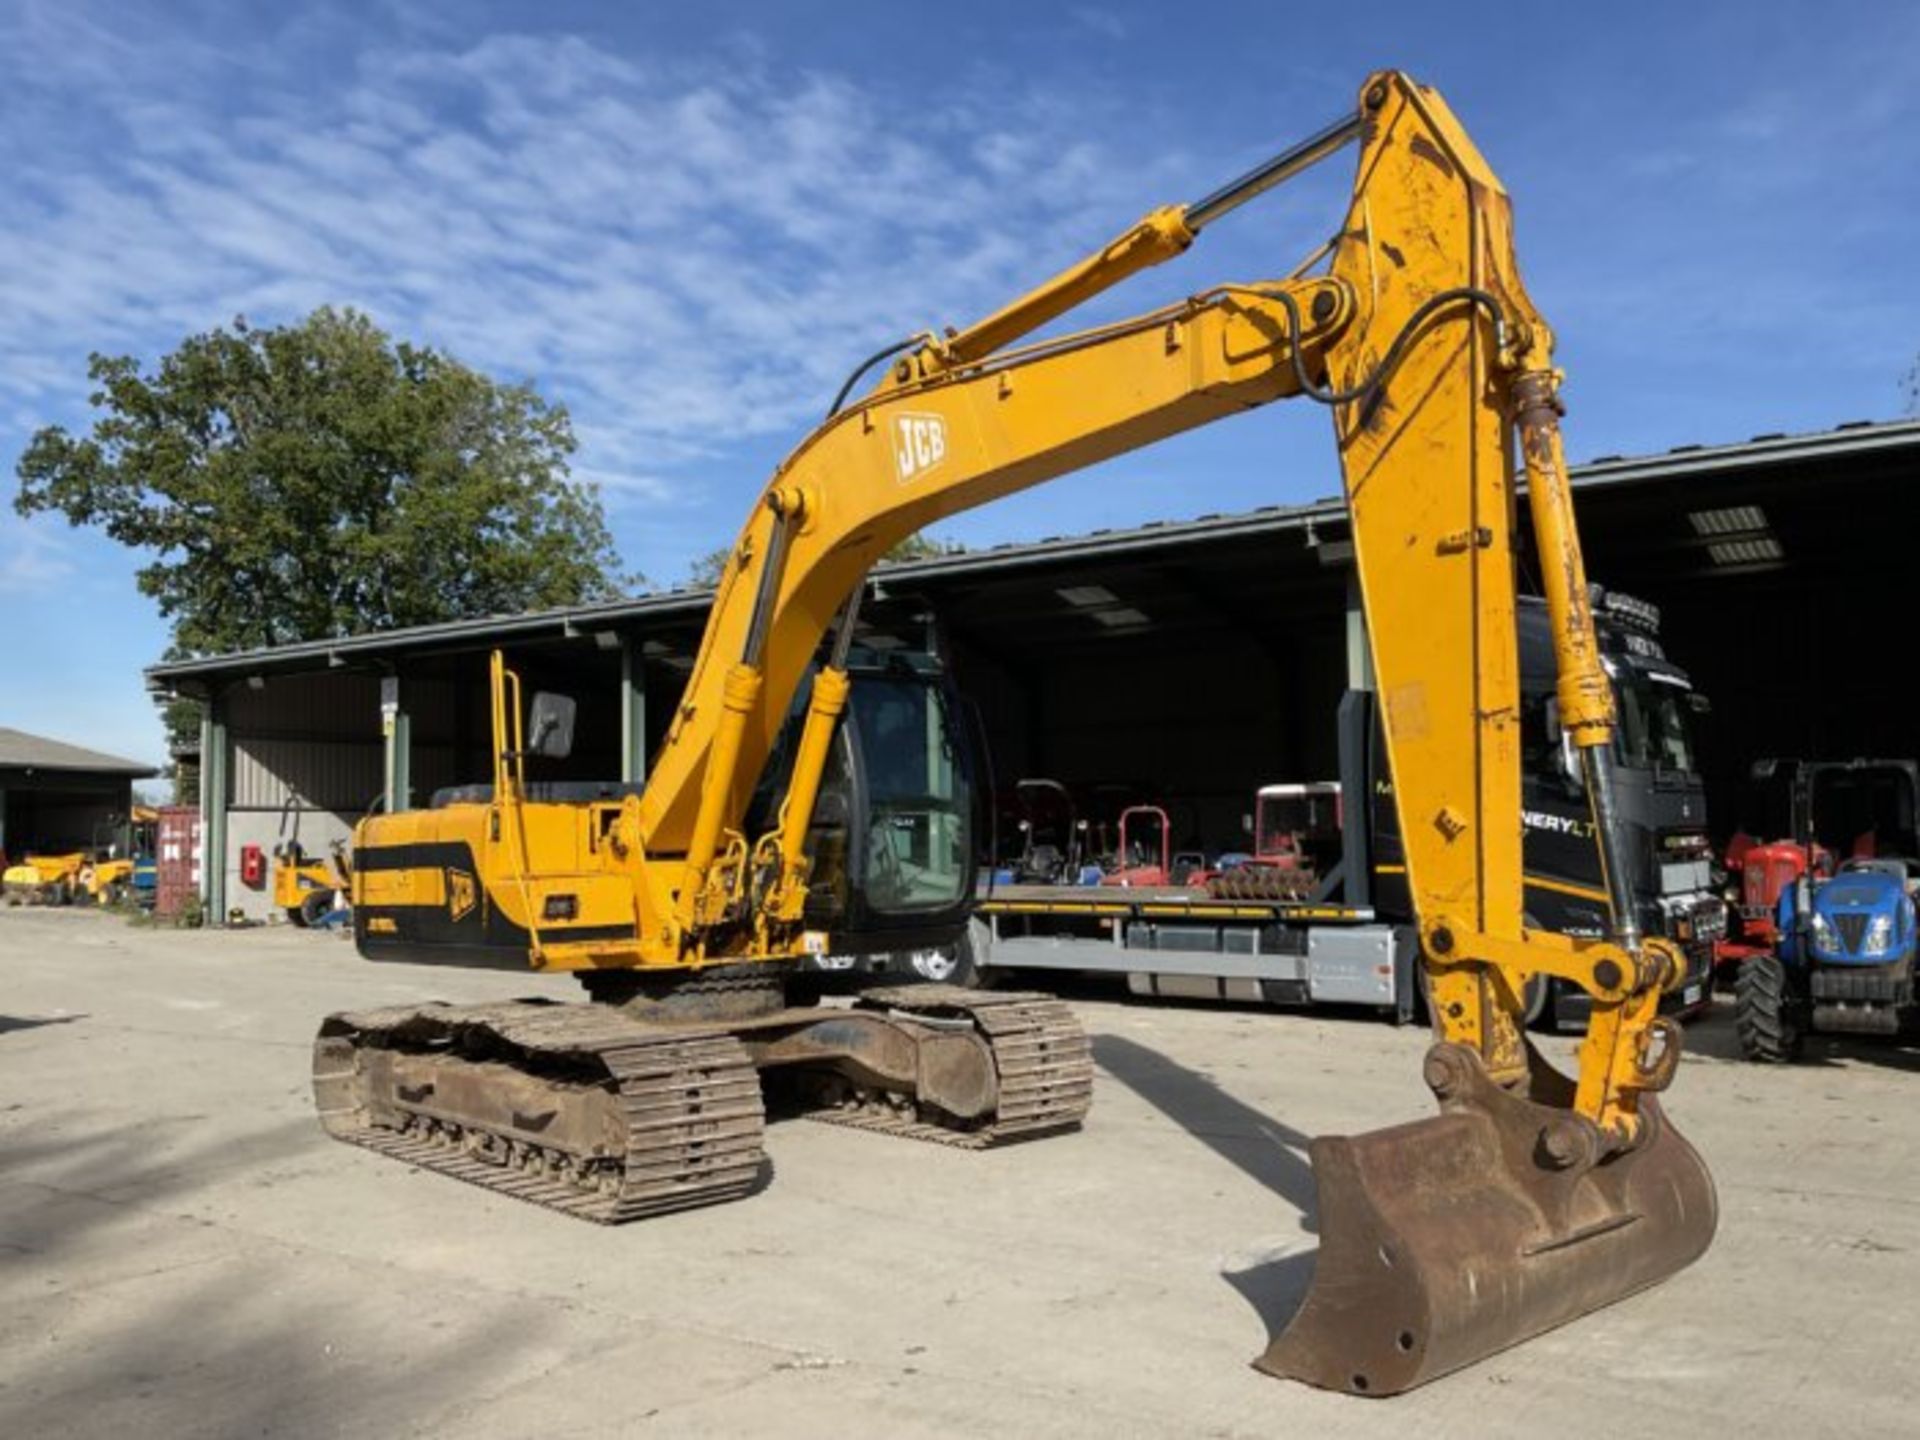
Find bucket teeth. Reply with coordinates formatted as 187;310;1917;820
1257;1043;1717;1396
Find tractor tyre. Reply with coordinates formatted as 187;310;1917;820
285;904;309;928
1735;953;1804;1063
299;889;337;928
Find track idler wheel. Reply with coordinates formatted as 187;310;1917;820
1256;1041;1716;1396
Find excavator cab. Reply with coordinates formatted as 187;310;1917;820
753;645;978;956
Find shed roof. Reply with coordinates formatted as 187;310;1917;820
0;727;159;777
145;416;1920;691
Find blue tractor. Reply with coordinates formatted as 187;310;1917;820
1735;759;1920;1061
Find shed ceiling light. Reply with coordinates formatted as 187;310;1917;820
1707;536;1784;566
1687;505;1768;536
1056;585;1118;608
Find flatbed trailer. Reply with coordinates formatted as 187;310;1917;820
975;883;1420;1021
971;652;1722;1029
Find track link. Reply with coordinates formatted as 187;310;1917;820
802;986;1094;1148
313;1001;766;1222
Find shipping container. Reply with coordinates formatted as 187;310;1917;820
155;805;203;918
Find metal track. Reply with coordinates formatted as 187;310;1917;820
802;986;1095;1148
313;1001;766;1223
311;985;1094;1221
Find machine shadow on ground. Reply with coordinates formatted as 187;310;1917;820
1679;999;1920;1073
1;1245;545;1438
1;1110;321;1256
0;1012;88;1035
1089;1033;1323;1346
0;1110;561;1437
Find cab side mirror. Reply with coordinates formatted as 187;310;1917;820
1543;698;1585;797
527;692;577;759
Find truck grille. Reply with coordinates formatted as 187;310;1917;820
1833;912;1871;954
1659;859;1710;896
1811;968;1906;1003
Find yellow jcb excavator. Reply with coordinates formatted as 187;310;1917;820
316;70;1716;1394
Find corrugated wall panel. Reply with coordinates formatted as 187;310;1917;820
225;671;383;740
232;738;382;812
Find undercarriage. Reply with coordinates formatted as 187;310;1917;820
312;979;1093;1221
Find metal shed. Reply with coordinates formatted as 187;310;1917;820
0;728;159;864
146;417;1920;922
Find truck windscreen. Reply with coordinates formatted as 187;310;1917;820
1614;676;1697;777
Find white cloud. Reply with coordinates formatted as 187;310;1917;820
0;515;76;595
0;4;1192;515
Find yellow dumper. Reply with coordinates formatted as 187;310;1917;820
3;851;87;906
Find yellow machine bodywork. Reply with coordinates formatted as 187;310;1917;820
271;794;350;925
273;855;345;915
4;852;86;905
72;805;158;906
341;70;1716;1392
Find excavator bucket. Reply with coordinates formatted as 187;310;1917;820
1257;1042;1716;1396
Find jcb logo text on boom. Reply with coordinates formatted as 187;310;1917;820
892;413;947;483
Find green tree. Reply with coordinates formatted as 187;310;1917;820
686;532;958;588
687;545;734;588
15;307;628;660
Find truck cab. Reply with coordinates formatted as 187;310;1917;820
1371;587;1722;1026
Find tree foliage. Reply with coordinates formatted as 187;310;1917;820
15;307;628;659
686;531;958;588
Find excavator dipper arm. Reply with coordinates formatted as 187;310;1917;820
610;68;1713;1392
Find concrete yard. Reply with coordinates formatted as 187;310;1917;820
3;909;1918;1438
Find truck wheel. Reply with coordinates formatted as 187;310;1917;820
908;939;984;988
908;919;993;990
1735;953;1803;1063
1522;974;1552;1030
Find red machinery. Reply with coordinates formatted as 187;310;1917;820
1204;782;1342;901
1713;837;1818;975
1713;760;1831;977
1100;805;1174;887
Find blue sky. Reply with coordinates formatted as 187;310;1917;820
3;0;1916;765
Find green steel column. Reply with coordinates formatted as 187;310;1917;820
393;710;412;812
620;637;647;784
202;692;228;922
